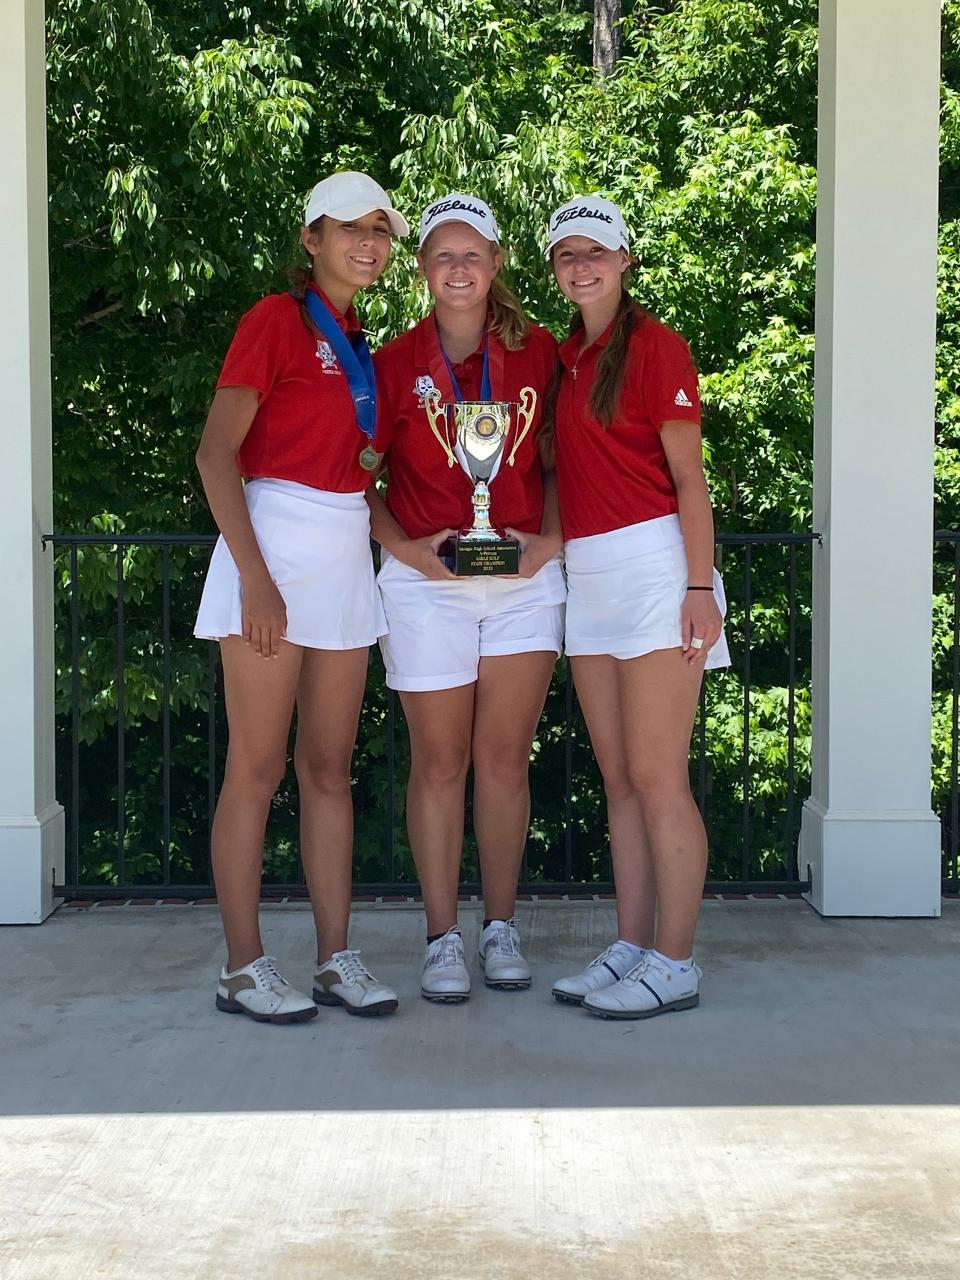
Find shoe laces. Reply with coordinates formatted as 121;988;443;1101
427;930;464;970
486;920;520;958
620;955;652;985
252;955;287;991
588;941;634;973
626;955;700;984
335;950;373;984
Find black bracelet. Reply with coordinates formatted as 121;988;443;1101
686;585;713;591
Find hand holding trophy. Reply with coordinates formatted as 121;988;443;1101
423;389;538;575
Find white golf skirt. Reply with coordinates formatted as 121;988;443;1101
564;514;731;668
194;478;387;650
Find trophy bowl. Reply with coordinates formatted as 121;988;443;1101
424;390;537;577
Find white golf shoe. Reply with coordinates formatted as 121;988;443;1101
313;949;398;1017
478;918;531;990
551;940;646;1006
216;954;318;1024
421;926;471;1003
583;953;702;1020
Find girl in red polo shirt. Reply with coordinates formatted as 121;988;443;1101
368;194;563;1003
544;195;730;1021
194;172;407;1024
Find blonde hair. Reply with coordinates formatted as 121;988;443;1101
488;273;530;352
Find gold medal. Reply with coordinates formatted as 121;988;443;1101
358;445;382;472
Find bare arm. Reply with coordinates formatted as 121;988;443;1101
661;420;723;662
195;386;286;657
365;482;455;581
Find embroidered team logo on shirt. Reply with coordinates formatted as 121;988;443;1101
414;374;437;404
674;387;693;408
315;340;340;375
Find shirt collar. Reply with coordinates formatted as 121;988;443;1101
306;281;361;335
557;314;616;371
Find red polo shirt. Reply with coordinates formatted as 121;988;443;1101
217;283;376;493
554;311;702;541
374;315;558;539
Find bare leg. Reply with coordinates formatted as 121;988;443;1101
617;648;706;960
571;655;656;948
213;636;303;970
294;646;370;964
399;685;476;935
471;651;556;921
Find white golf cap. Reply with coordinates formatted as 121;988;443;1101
304;171;410;237
418;192;500;248
544;195;630;258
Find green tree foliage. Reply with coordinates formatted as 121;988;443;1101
936;2;960;877
45;0;952;887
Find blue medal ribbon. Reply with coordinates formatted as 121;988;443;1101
440;331;492;403
298;289;377;440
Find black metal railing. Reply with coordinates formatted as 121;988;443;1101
934;532;960;890
44;530;820;899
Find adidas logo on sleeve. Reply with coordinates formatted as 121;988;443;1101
674;388;694;408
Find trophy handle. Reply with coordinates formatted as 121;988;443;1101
424;391;457;468
506;387;538;467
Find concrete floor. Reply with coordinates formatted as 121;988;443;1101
1;899;959;1279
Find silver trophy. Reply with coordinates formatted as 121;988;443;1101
424;389;538;575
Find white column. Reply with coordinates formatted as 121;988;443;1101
801;0;942;916
0;0;63;923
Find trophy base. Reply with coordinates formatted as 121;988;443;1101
455;537;520;576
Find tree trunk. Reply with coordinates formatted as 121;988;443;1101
593;0;621;77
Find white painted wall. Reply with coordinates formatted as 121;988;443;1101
800;0;942;914
0;0;63;923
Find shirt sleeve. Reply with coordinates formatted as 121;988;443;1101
216;295;292;401
639;323;701;429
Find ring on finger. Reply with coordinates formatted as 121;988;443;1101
690;636;705;651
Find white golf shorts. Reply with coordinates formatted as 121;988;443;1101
377;551;566;691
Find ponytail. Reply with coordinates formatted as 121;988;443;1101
288;264;311;298
590;290;644;428
288;216;325;298
538;357;564;468
538;286;649;465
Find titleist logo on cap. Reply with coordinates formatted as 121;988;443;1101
424;198;489;227
552;205;615;230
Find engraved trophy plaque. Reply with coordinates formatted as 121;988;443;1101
424;389;538;575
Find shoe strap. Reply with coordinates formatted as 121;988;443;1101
589;944;625;973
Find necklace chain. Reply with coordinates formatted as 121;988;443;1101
571;337;587;381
